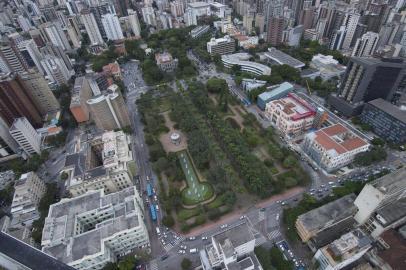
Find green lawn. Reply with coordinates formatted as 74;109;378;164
178;150;213;205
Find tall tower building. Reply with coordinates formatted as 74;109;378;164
40;22;72;51
81;10;104;45
170;0;184;17
40;55;71;86
101;13;124;41
19;71;60;115
9;117;41;157
329;57;406;116
127;9;141;37
0;41;28;73
267;17;284;45
87;84;131;131
0;73;43;127
341;12;361;50
142;6;157;26
352;31;379;57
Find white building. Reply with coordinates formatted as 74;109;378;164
170;0;184;17
200;222;259;270
64;130;135;197
10;172;46;226
102;13;124;41
310;54;346;81
185;2;210;26
81;11;104;45
0;170;14;190
41;187;150;270
313;229;371;270
42;22;72;51
301;124;370;172
264;47;305;69
341;12;360;50
352;31;379;57
209;2;227;18
353;167;406;238
40;55;72;86
265;93;316;137
142;6;157;26
222;53;271;76
127;9;141;37
9;118;41;157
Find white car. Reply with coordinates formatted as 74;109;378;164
202;236;208;240
220;224;228;229
189;236;196;241
239;215;246;220
178;250;186;254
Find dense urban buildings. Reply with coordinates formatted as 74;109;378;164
302;124;370;172
70;76;92;124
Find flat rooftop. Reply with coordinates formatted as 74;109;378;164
313;124;369;154
376;197;406;225
367;98;406;123
265;47;305;69
378;228;406;270
371;167;406;195
297;194;357;232
213;222;254;258
271;93;316;120
259;82;294;100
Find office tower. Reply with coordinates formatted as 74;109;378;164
89;3;115;40
127;9;141;37
40;22;72;51
9;117;41;156
170;0;184;17
142;6;157;26
267;17;284;45
40;55;71;86
0;73;42;127
101;13;124;41
87;84;130;130
0;40;28;73
207;36;235;55
19;71;60;115
342;12;361;50
330;25;346;50
41;187;150;270
329;57;406;116
255;14;265;34
352;31;379;57
70;76;92;123
81;10;104;45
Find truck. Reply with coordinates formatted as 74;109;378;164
150;205;157;221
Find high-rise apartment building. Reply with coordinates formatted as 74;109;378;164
9;117;42;157
42;187;150;270
70;76;92;123
170;0;184;17
142;6;157;26
81;10;104;45
352;32;379;57
0;41;28;73
267;16;284;46
329;57;406;116
19;71;60;115
341;12;360;50
0;73;42;127
127;9;141;37
101;13;124;41
40;22;72;51
40;55;71;86
87;84;130;131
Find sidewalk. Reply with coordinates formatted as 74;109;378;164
182;186;306;237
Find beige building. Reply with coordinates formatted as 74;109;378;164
265;93;316;137
63;130;135;197
155;52;178;72
70;76;92;123
41;187;149;270
19;70;60;115
10;172;46;226
87;84;130;131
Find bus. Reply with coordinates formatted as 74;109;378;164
150;205;157;221
146;183;153;197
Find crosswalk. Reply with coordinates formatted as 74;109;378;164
163;236;185;252
258;211;265;221
267;229;282;242
148;259;158;270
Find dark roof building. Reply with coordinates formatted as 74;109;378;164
0;232;75;270
360;98;406;144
